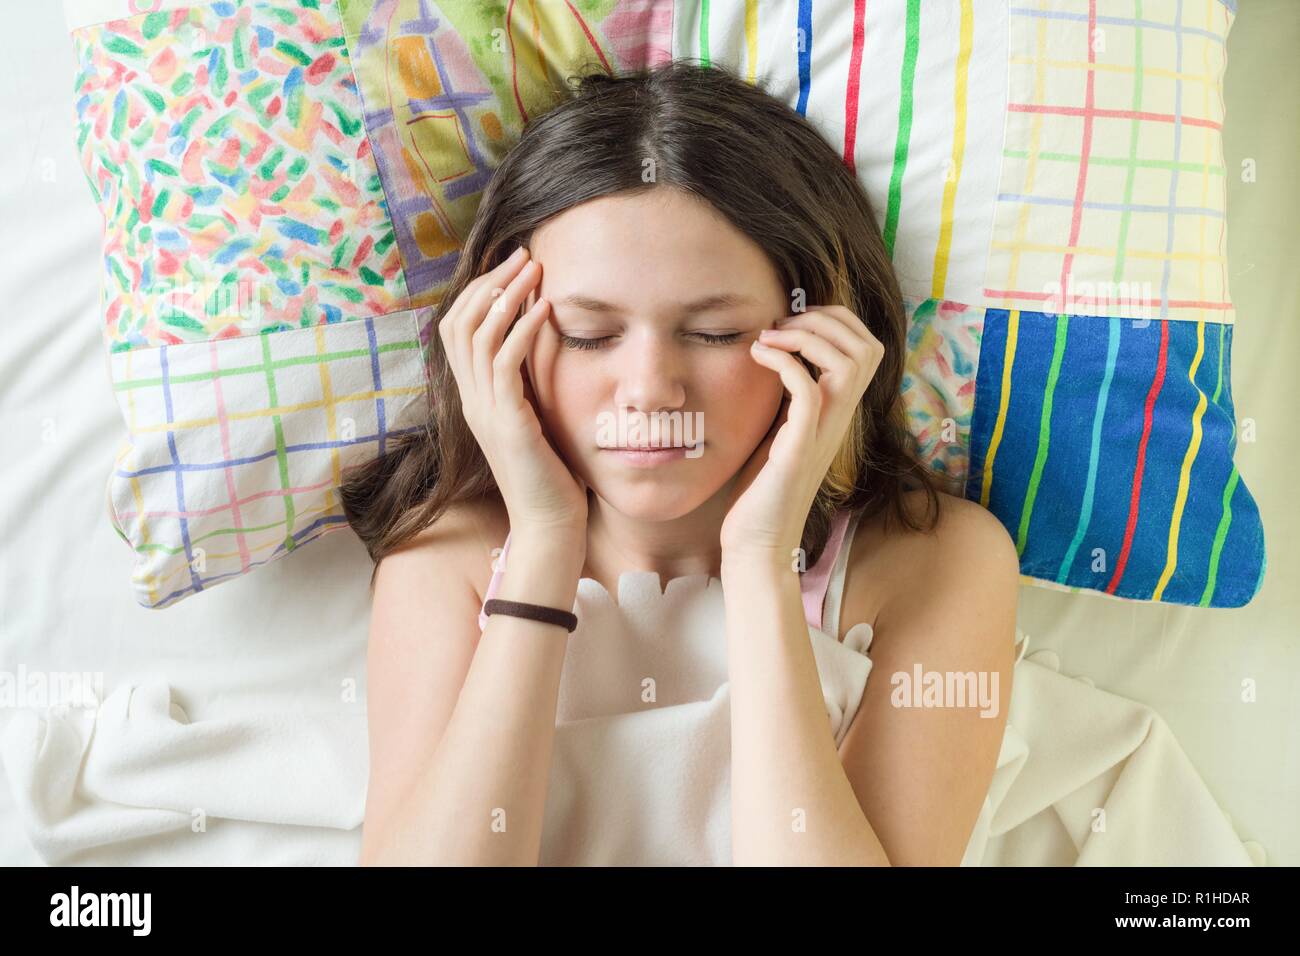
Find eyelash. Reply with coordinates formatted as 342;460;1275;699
558;332;744;351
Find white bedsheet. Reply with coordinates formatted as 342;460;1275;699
0;645;1262;867
1;1;1294;867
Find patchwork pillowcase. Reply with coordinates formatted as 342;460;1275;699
866;0;1262;609
70;0;1263;609
339;0;1262;607
69;0;441;608
68;0;673;609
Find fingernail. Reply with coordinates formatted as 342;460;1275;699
508;246;526;263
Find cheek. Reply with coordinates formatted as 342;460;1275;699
700;351;784;448
530;351;602;440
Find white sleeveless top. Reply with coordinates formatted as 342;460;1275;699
478;508;879;866
465;505;1239;867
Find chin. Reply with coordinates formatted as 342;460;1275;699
588;478;717;523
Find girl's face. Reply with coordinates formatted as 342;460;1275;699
521;188;790;521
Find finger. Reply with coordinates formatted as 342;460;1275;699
772;308;875;361
493;296;550;409
461;247;535;327
436;310;477;418
755;327;855;386
447;246;530;329
786;305;875;345
475;259;542;393
448;248;533;389
750;342;820;438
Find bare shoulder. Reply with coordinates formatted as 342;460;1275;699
835;490;1019;865
838;489;1019;641
380;496;509;606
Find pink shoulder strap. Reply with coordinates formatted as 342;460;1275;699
476;509;852;633
799;508;852;633
477;529;512;633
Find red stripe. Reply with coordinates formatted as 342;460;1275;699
1106;318;1169;595
842;0;868;170
563;0;614;74
1007;102;1222;131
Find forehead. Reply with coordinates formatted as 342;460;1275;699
529;189;786;307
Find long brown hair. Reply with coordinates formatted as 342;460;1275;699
340;58;943;590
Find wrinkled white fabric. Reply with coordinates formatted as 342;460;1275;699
3;509;1255;866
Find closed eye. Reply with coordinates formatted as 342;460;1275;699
559;332;745;351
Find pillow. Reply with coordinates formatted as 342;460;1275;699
870;0;1262;608
71;0;1264;609
69;0;433;607
342;0;1263;607
68;0;672;609
902;296;1262;607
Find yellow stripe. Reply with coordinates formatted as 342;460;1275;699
991;241;1226;263
316;325;342;511
980;309;1020;508
122;349;159;605
1006;9;1049;295
124;385;427;433
932;0;974;298
1008;56;1213;84
1153;321;1207;601
143;500;347;591
744;0;758;83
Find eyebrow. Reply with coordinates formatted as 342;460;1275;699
555;291;760;315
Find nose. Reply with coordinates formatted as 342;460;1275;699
612;330;686;416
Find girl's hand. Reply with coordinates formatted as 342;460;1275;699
719;306;884;559
438;246;589;541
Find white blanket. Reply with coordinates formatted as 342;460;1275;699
3;681;366;866
2;636;1260;866
980;642;1259;865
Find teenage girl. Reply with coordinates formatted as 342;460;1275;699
341;60;1018;867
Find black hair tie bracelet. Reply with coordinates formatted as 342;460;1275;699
483;599;578;633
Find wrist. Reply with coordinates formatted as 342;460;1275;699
509;525;586;557
495;534;585;616
720;544;801;579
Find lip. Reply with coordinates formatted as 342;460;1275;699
601;445;699;467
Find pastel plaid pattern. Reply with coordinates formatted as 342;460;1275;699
986;0;1235;323
107;308;428;607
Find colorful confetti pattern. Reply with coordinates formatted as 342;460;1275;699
901;297;983;493
72;0;411;351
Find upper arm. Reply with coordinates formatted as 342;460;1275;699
836;496;1019;866
359;503;489;862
